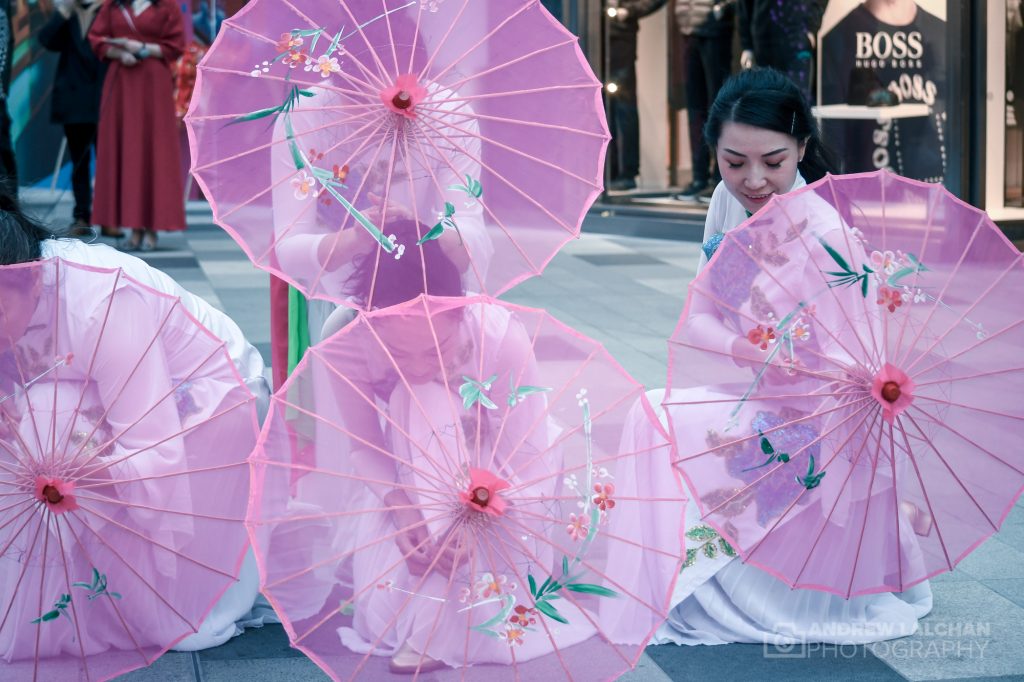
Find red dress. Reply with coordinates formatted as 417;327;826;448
89;0;186;232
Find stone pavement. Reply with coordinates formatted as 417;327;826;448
20;191;1024;681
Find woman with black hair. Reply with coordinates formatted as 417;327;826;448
0;184;273;652
699;66;836;266
629;69;933;647
88;0;186;251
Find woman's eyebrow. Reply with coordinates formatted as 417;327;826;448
722;147;789;158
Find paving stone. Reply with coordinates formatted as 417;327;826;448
198;624;305;661
199;657;330;681
979;579;1024;609
115;652;196;681
869;581;1024;681
645;642;904;682
575;253;670;267
617;652;674;682
954;539;1024;581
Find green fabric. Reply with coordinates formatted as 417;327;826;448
287;286;310;375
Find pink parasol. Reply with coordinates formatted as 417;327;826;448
186;0;609;310
248;295;683;679
667;170;1024;597
0;259;258;680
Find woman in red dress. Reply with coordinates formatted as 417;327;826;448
88;0;186;251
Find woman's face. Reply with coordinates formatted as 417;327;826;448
716;121;806;215
373;311;466;385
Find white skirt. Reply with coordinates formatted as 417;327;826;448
637;390;932;647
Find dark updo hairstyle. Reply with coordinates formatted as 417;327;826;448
345;217;466;310
704;68;837;183
0;179;60;266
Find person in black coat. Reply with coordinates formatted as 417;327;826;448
738;0;827;103
38;0;111;235
0;0;17;196
673;0;735;202
607;0;669;191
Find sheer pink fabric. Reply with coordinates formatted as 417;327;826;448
186;0;609;309
0;259;258;680
248;296;682;679
667;170;1024;597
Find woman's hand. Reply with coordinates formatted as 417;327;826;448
385;488;470;577
121;39;144;54
385;489;435;576
432;529;470;575
362;192;414;228
118;51;139;67
730;336;804;387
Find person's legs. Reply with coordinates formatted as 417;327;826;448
607;95;622;179
616;64;640;186
607;40;640;189
0;103;17;193
64;123;96;225
684;36;710;187
699;34;733;196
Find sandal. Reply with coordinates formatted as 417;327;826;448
68;219;93;237
388;642;445;674
122;230;143;252
100;226;124;239
139;230;158;252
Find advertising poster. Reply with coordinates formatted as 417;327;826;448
817;0;948;184
11;0;61;185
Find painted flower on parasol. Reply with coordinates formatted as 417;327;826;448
380;73;428;118
0;259;257;681
247;296;683;679
871;362;915;424
667;170;1024;597
186;0;609;309
34;476;79;514
459;467;510;516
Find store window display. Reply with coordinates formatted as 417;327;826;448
541;0;563;19
1007;0;1023;207
606;0;669;191
737;0;826;103
672;0;735;203
818;0;948;184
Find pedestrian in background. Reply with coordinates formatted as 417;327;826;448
606;0;669;192
39;0;112;238
673;0;735;203
88;0;186;252
738;0;828;103
0;0;17;196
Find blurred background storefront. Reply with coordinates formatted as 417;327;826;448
549;0;1024;229
10;0;1024;228
10;0;235;194
988;0;1023;222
